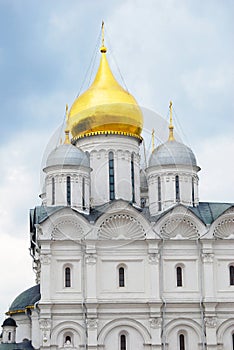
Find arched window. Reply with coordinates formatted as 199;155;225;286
158;176;162;211
176;266;183;287
8;332;11;341
192;177;195;206
65;267;71;288
82;177;85;210
175;175;180;202
230;265;234;285
120;334;126;350
119;267;125;287
131;153;135;203
52;177;55;205
65;335;71;344
179;334;185;350
109;152;115;200
67;176;71;205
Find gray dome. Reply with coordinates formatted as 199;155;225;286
149;140;197;167
45;144;90;168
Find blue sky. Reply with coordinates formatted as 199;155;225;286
0;0;233;324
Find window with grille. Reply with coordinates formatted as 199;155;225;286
52;177;55;205
177;266;183;287
119;267;125;287
109;152;115;200
65;267;71;288
175;175;180;202
67;176;71;205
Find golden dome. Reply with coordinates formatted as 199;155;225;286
68;47;143;141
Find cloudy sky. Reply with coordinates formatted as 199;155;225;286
0;0;233;324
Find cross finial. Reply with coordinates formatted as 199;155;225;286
100;21;107;53
152;128;155;152
64;104;70;144
168;100;175;141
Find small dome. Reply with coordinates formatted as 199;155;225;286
149;140;197;167
8;285;40;314
45;144;90;169
2;317;17;328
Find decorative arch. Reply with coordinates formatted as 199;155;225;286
165;317;202;340
211;208;234;239
50;321;84;346
155;205;206;239
217;318;234;343
98;213;145;240
97;318;151;345
44;208;90;241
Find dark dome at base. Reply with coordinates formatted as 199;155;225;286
8;285;40;314
2;317;17;327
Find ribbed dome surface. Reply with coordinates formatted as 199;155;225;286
149;140;197;167
8;285;41;313
45;144;90;168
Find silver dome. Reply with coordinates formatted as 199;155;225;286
149;140;197;167
45;144;90;168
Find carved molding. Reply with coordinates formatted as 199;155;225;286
148;253;160;264
205;317;217;328
85;254;97;265
149;317;162;328
40;254;51;265
39;318;51;344
98;214;145;240
160;216;199;239
86;318;98;329
202;252;214;263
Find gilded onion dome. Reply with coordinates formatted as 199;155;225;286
68;27;143;141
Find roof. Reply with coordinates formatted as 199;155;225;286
189;202;233;225
30;202;234;228
8;285;40;315
0;340;34;350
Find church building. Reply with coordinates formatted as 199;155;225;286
1;25;234;350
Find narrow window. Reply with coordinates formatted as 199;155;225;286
120;334;126;350
82;177;85;210
179;334;185;350
230;265;234;285
131;153;135;203
65;267;71;288
8;332;11;341
158;177;162;211
109;152;115;200
65;335;71;344
177;266;183;287
52;177;55;205
119;267;125;287
67;176;71;205
192;177;195;206
232;333;234;350
175;175;180;202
